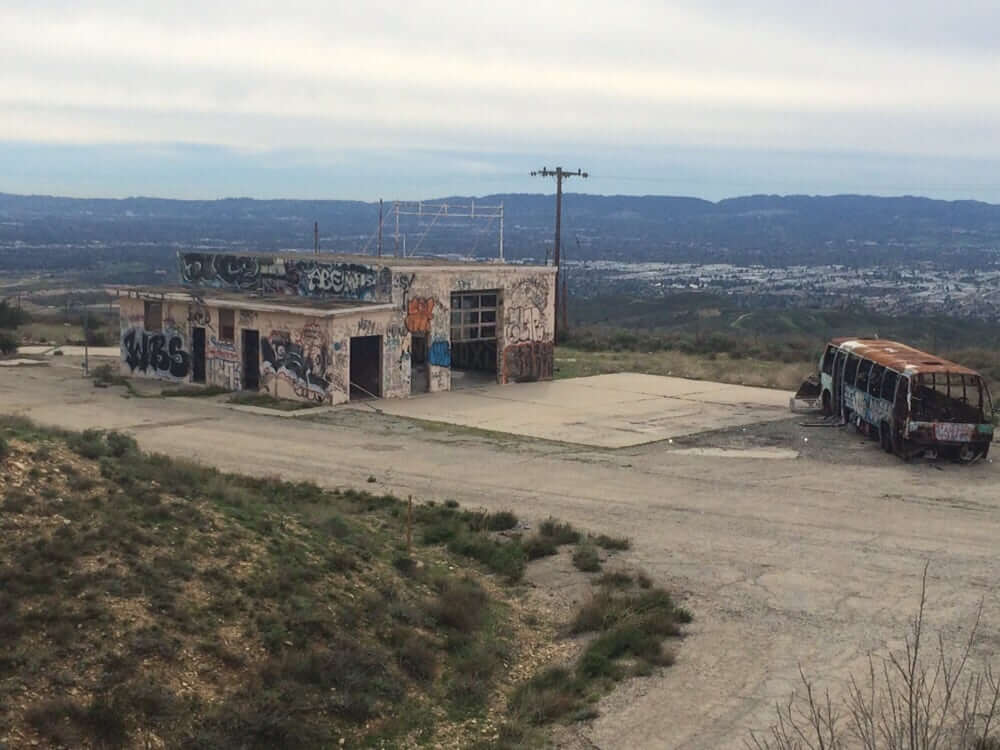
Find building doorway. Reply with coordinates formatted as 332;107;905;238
410;334;429;394
450;289;499;388
242;329;260;391
191;327;206;383
350;335;382;399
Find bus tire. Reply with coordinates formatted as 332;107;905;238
880;422;892;453
821;391;832;416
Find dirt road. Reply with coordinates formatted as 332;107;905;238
3;363;1000;749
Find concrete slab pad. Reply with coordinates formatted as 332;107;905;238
353;372;792;448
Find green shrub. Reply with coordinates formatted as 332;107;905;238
68;429;109;459
447;534;526;582
538;518;580;545
591;534;630;551
0;330;18;355
577;623;674;679
430;578;487;633
508;666;587;725
522;535;558;560
485;510;519;531
572;544;601;573
0;435;8;460
397;633;437;682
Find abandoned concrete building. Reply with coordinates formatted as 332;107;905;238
115;252;557;404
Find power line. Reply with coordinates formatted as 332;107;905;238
531;166;587;341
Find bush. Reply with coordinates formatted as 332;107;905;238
577;623;673;679
430;578;488;633
590;534;630;551
522;535;558;560
0;330;17;355
508;666;587;725
539;518;580;545
397;633;437;682
748;564;1000;750
572;544;601;573
447;534;526;582
0;435;8;460
485;510;519;531
92;363;125;387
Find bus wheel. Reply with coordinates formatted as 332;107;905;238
821;391;832;416
958;444;977;463
880;422;892;453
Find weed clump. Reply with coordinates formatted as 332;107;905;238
485;510;519;531
539;518;580;545
430;578;488;633
590;533;631;550
572;543;601;573
522;535;558;560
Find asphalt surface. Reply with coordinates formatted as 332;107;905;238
3;361;999;750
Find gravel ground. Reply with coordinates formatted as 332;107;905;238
3;363;999;750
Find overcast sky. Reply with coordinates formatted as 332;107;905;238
2;0;999;201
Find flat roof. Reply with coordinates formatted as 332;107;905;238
110;285;395;318
831;337;981;377
179;249;554;272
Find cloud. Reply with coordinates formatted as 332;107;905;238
1;0;998;197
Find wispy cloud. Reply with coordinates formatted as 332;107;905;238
1;0;998;198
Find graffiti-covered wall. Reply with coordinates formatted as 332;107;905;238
179;253;392;302
119;297;193;382
377;265;557;395
124;256;555;402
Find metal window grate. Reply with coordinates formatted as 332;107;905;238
450;291;499;343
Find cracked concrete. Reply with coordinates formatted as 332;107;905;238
2;361;999;749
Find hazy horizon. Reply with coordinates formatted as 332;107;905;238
4;1;1000;202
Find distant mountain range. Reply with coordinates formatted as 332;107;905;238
3;192;1000;272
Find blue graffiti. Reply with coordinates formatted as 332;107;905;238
429;339;451;367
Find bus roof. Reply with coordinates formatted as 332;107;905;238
830;338;982;378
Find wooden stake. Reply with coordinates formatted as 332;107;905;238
406;495;413;553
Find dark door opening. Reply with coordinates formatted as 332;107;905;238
350;335;382;399
242;330;260;391
450;290;500;388
192;327;206;383
410;334;429;394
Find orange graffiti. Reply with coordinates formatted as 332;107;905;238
405;297;434;333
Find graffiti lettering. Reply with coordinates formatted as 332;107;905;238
406;298;435;333
503;342;553;383
239;309;256;326
505;307;544;343
261;331;332;402
429;339;451;368
181;253;261;289
188;305;211;328
180;253;382;301
122;328;191;379
357;318;377;335
512;276;550;311
207;337;238;363
386;323;408;340
209;359;241;391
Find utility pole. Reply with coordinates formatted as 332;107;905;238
314;222;319;254
531;167;587;341
377;199;383;257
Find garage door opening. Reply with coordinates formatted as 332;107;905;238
350;335;382;399
450;290;498;388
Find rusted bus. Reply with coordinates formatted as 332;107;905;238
809;338;994;461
